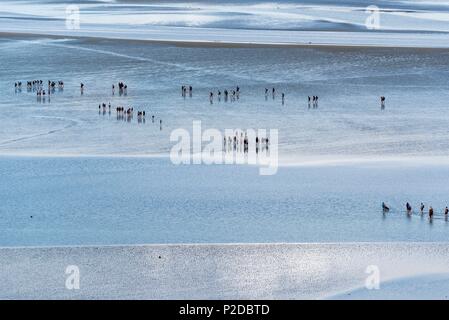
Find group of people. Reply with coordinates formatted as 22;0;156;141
115;106;133;122
35;80;65;97
113;82;128;96
223;131;270;154
19;80;128;96
264;87;286;103
382;202;449;220
308;95;319;108
181;85;193;98
48;80;64;90
265;87;275;97
15;79;64;95
99;102;112;113
204;87;387;110
77;82;130;96
209;86;241;103
115;106;134;122
36;89;49;98
26;80;44;89
16;79;63;89
98;103;161;128
205;86;289;105
203;87;388;110
17;81;389;113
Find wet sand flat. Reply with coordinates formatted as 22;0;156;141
1;242;449;299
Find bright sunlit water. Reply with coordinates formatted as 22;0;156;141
1;156;449;246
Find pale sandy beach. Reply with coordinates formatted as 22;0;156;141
2;26;449;48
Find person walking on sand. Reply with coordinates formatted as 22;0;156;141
429;206;434;219
406;202;412;213
445;207;449;216
420;202;425;214
380;96;386;109
382;202;390;212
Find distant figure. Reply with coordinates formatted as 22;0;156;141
382;202;390;212
380;96;386;109
420;202;425;214
445;207;449;216
406;202;412;213
429;206;434;219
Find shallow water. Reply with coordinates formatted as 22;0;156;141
1;156;449;246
